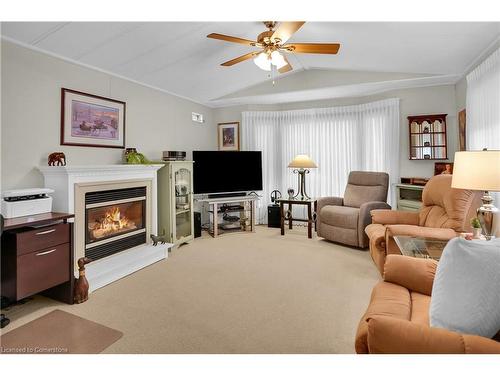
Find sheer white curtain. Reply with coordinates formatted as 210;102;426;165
466;47;500;202
466;47;500;150
242;98;400;223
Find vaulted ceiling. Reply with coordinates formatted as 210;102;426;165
2;22;499;106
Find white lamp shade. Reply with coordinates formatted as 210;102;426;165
452;151;500;191
253;52;271;71
288;154;318;169
270;51;287;69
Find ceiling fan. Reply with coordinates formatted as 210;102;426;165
207;21;341;74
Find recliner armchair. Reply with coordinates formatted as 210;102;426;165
365;174;481;274
316;171;390;248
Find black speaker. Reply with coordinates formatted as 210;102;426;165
267;205;281;228
194;211;202;238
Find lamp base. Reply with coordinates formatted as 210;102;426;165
477;191;499;240
292;169;311;200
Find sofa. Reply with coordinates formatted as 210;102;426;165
316;171;390;248
355;255;500;354
365;174;481;274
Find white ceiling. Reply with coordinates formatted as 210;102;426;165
1;22;499;106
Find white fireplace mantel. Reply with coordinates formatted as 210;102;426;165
37;164;170;292
38;164;164;215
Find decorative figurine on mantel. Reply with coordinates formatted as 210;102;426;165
124;149;153;164
48;152;66;166
74;257;91;304
123;147;138;162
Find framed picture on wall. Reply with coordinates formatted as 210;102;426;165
60;88;126;148
458;109;466;151
434;162;454;175
217;122;240;151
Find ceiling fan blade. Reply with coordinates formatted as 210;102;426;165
271;21;305;44
207;33;256;46
284;43;341;54
278;55;293;73
221;52;258;66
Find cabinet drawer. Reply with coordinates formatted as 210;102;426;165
17;243;70;299
16;223;70;255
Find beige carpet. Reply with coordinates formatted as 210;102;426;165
1;226;380;353
0;309;123;354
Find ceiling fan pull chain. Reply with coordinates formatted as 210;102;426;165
270;64;276;85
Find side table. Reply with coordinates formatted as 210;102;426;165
393;236;448;260
276;198;316;239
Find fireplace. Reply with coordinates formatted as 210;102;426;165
38;164;170;292
85;187;147;261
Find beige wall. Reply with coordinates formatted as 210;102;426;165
214;85;459;179
1;41;215;190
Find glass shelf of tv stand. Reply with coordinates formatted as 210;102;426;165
196;195;259;237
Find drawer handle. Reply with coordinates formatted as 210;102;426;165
36;229;56;235
36;249;57;256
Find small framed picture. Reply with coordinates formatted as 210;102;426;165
218;122;240;151
458;109;466;151
434;162;454;175
61;88;126;148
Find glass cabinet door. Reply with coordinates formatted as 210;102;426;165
173;166;192;241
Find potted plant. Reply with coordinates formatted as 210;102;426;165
470;217;482;239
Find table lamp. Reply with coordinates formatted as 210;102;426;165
452;149;500;240
288;154;317;200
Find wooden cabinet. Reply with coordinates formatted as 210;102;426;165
408;114;447;160
157;161;194;246
1;214;74;303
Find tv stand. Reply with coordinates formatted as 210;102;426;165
207;192;247;199
195;195;259;237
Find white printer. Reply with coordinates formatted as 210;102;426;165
1;188;54;218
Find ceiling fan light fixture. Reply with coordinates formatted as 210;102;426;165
270;51;287;69
254;52;271;71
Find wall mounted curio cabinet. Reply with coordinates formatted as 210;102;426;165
408;114;447;160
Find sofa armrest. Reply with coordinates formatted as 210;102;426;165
359;202;391;226
316;196;343;212
383;254;437;296
358;202;391;248
367;316;500;354
371;209;419;225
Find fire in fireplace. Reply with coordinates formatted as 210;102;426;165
85;187;147;261
87;202;142;243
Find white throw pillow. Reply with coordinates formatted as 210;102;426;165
430;237;500;338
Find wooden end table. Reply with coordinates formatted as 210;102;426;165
276;198;316;239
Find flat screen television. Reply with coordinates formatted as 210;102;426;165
193;151;263;195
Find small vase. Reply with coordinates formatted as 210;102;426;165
472;227;482;239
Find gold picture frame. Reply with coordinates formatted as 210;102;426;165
217;122;240;151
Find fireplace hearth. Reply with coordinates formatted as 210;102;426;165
85;187;147;261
